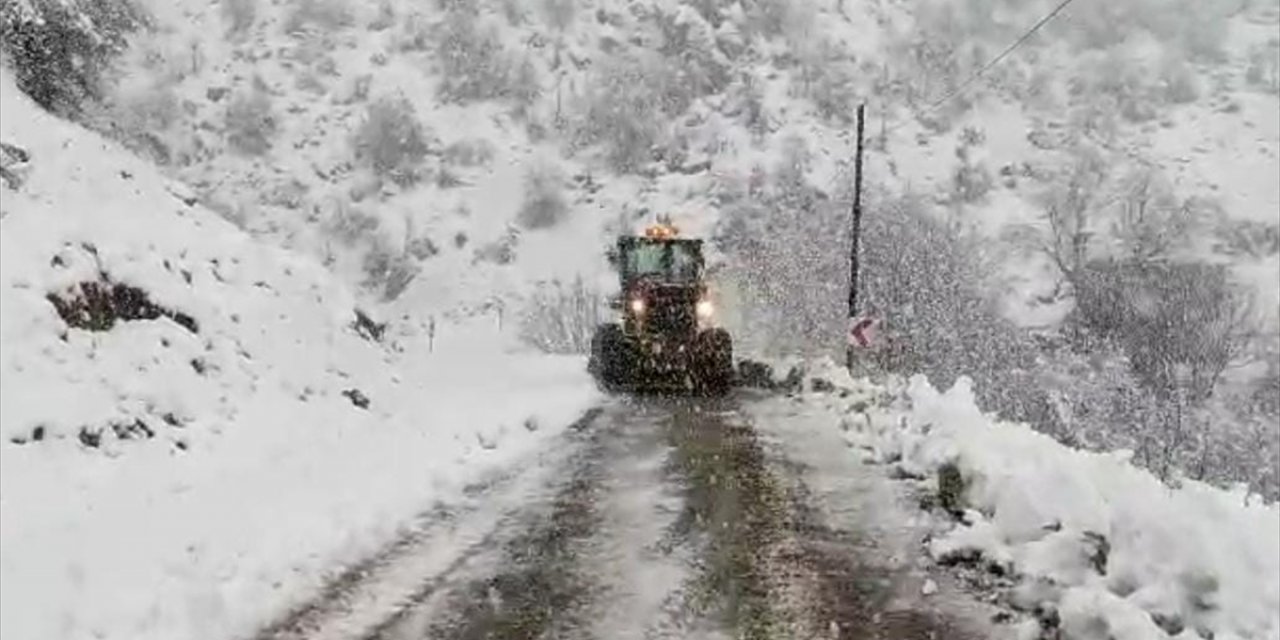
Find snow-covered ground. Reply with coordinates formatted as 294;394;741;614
0;65;597;640
787;362;1280;640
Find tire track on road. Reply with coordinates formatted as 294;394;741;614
250;409;603;640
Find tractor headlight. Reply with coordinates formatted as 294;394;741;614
696;299;714;318
629;297;646;314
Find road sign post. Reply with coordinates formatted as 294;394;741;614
848;315;876;349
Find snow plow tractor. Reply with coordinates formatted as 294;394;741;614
588;221;735;395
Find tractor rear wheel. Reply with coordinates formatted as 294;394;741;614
692;328;734;395
588;323;632;390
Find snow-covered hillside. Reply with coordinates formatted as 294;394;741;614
0;64;596;640
57;0;1270;376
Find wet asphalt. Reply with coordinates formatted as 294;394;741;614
256;393;989;640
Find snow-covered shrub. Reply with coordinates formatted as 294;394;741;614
1072;258;1254;402
367;0;395;31
518;276;601;354
1008;146;1108;281
283;0;352;35
442;138;495;168
516;161;569;230
724;73;772;141
1080;51;1159;123
1157;54;1200;105
0;0;148;116
360;242;417;301
222;0;256;36
507;57;543;118
801;53;860;126
87;73;185;165
1112;176;1203;263
1213;219;1280;259
324;199;380;246
1245;40;1280;94
473;225;520;266
500;0;528;26
224;88;277;156
739;0;808;40
654;6;731;101
352;95;432;186
46;278;198;335
541;0;575;32
436;9;516;104
576;52;668;172
950;131;993;205
1056;0;1228;63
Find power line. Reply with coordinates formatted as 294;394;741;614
885;0;1081;134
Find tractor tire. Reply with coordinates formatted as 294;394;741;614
588;323;631;391
693;328;734;396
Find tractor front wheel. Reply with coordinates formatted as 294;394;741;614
692;328;734;395
588;323;632;391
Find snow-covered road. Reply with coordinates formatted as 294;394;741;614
253;392;1000;640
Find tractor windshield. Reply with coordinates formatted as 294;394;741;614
626;240;702;283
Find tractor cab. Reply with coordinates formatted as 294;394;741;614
610;224;712;338
590;220;734;394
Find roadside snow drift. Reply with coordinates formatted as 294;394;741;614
0;66;596;640
811;366;1280;640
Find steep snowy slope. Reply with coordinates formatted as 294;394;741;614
83;0;1278;346
0;64;595;640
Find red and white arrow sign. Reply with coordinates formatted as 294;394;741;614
848;316;877;348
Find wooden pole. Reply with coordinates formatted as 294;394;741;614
846;103;867;372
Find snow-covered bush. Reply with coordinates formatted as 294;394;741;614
1072;258;1254;403
442;138;495;168
352;95;432;186
324;199;380;247
360;242;417;302
654;6;731;101
792;41;859;126
1213;219;1280;259
90;75;184;164
221;0;256;37
1245;40;1280;94
225;88;277;156
1157;54;1201;105
540;0;575;32
724;73;772;141
516;161;569;230
283;0;352;35
1020;159;1250;403
0;0;148;116
739;0;808;40
473;224;520;266
436;8;514;104
518;276;601;354
576;52;668;172
950;130;994;205
1078;51;1159;123
507;56;543;118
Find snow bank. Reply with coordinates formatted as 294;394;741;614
0;65;597;640
832;368;1280;640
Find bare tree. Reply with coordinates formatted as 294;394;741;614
1005;148;1109;293
1110;168;1197;263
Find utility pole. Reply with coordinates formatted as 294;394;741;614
846;103;866;372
